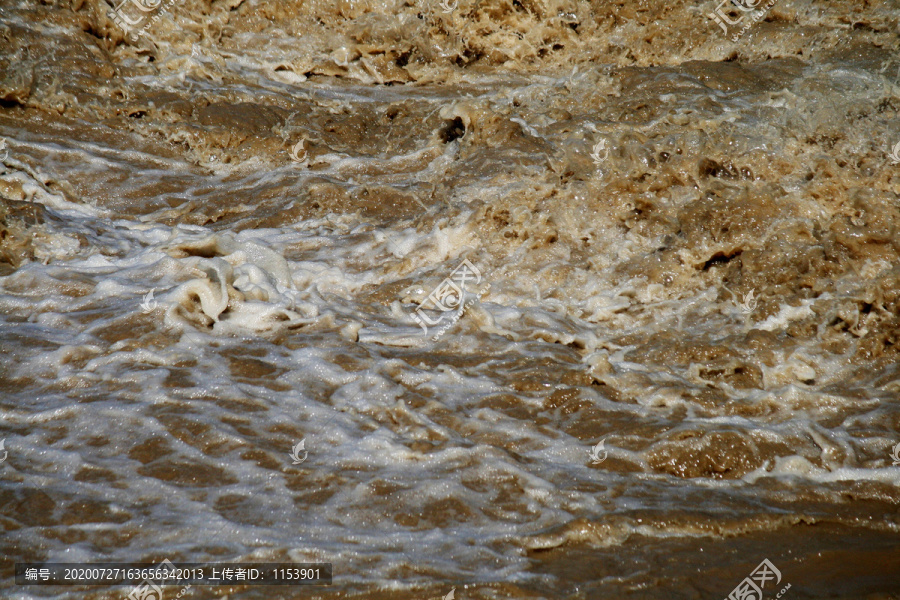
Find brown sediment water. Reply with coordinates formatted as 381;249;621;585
1;0;900;598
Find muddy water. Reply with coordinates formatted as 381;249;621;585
1;0;900;598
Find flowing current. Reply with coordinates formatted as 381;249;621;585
1;0;900;598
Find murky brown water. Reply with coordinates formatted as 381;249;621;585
2;0;900;598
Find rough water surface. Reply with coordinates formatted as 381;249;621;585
1;0;900;598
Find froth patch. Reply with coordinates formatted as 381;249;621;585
161;233;314;332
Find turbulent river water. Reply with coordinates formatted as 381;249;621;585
2;0;900;598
